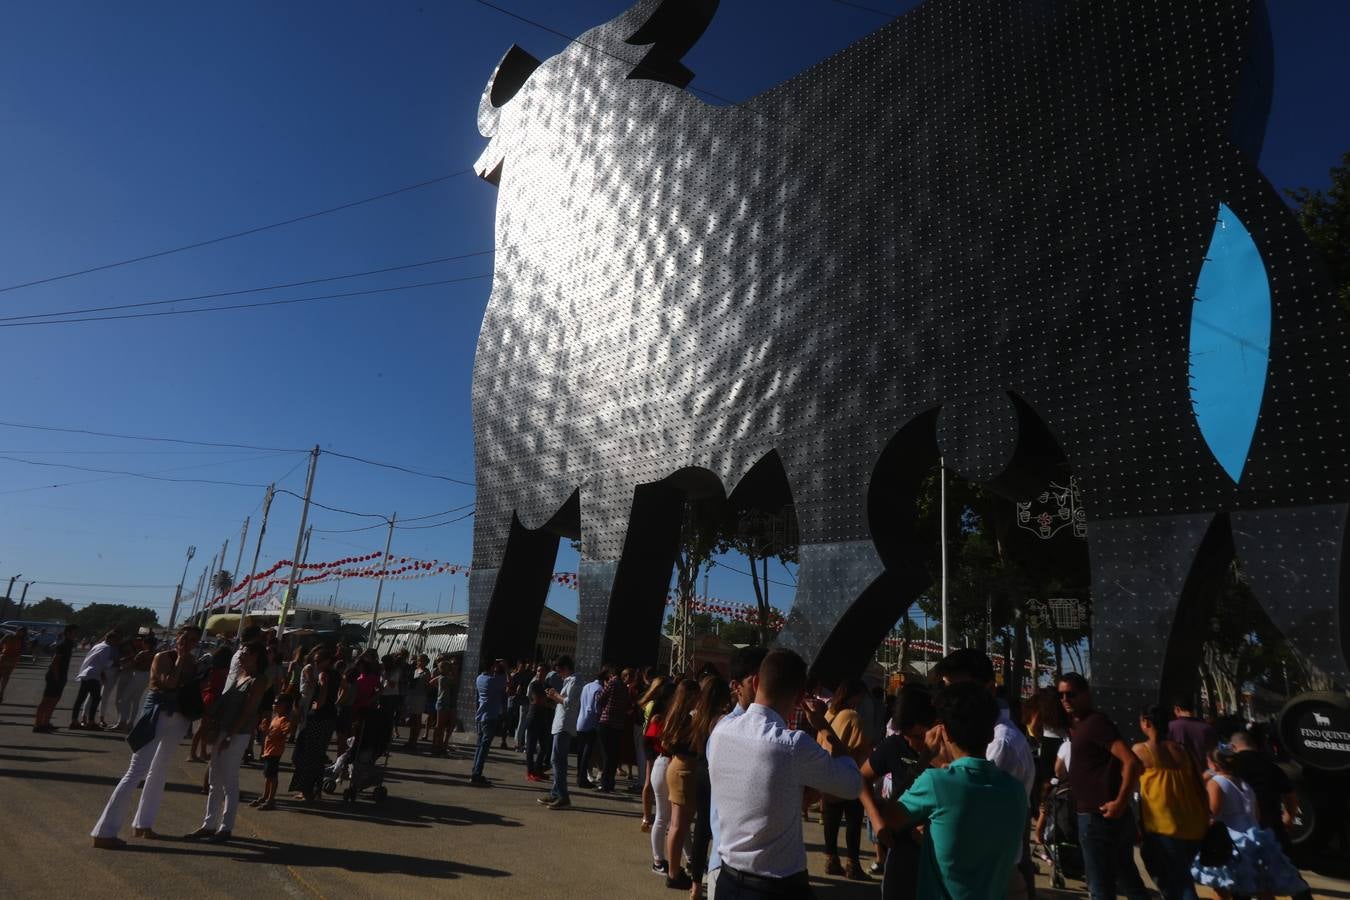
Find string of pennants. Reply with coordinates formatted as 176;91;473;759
550;572;787;630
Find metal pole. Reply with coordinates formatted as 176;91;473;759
191;553;217;622
236;487;274;640
213;539;229;607
230;517;250;601
167;545;196;629
367;513;397;647
277;446;319;635
5;574;19;603
16;581;33;614
939;457;950;657
291;524;314;609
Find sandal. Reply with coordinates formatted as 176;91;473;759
640;819;652;833
258;801;276;811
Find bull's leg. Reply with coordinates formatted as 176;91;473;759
1085;512;1220;730
1230;503;1350;685
574;479;644;679
460;511;559;724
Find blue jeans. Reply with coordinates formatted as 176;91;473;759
473;717;499;779
550;731;572;801
1078;812;1149;900
1140;833;1199;900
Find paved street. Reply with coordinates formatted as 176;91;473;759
1;662;1346;899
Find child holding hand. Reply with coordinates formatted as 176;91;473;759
251;694;295;811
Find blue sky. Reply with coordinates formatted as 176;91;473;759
0;0;1346;624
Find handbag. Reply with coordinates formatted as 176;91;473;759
1198;821;1234;866
126;702;161;753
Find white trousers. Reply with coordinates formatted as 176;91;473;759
101;671;128;723
91;711;190;838
650;754;672;863
116;671;150;726
202;734;250;832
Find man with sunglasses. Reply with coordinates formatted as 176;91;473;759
1057;673;1148;900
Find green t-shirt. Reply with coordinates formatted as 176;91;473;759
897;756;1027;900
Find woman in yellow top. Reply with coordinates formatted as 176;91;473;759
818;678;872;880
1133;705;1209;900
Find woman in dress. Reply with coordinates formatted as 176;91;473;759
288;647;337;801
185;642;269;843
91;625;203;848
1134;705;1208;899
819;679;872;881
660;677;711;891
1191;745;1310;899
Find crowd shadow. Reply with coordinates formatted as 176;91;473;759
280;791;523;831
115;833;510;879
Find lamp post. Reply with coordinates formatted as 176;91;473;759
167;545;196;630
16;581;33;614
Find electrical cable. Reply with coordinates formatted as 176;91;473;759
0;451;292;493
323;450;475;487
0;273;491;328
0;170;472;296
394;509;476;529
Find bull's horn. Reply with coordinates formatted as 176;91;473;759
476;44;542;138
595;0;718;89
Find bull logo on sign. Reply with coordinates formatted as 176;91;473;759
461;0;1350;723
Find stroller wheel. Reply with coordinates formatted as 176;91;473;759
322;779;337;794
373;786;388;803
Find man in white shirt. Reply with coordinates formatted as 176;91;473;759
932;648;1038;897
72;630;122;729
540;655;579;809
707;648;861;899
706;646;768;900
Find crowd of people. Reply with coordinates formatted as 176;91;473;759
2;620;1321;898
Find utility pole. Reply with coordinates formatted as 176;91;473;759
237;486;274;639
277;445;319;635
212;538;229;608
191;565;208;623
229;517;250;607
190;552;217;622
167;545;196;629
939;457;950;657
16;581;33;614
5;573;21;604
367;513;397;647
290;524;314;610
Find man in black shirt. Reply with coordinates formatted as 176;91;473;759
859;684;936;900
33;624;78;733
1058;673;1148;900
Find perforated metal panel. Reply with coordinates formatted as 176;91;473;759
458;0;1350;725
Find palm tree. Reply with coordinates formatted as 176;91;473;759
212;569;234;600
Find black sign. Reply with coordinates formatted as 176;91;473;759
1280;692;1350;773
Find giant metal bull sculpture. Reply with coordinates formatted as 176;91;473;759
461;0;1350;721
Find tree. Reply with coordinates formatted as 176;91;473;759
212;569;234;598
717;505;799;646
718;620;761;646
73;603;159;639
670;500;722;673
21;597;77;622
1286;151;1350;313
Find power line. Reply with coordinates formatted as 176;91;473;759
324;450;475;487
395;509;476;530
0;420;476;487
274;489;391;520
0;273;491;328
0;170;472;296
29;580;176;589
0;452;288;490
0;249;496;324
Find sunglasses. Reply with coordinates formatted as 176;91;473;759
1058;690;1077;698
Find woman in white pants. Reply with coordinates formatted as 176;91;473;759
186;642;269;844
91;626;203;848
99;643;131;727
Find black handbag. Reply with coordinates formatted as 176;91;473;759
176;666;205;721
1198;821;1234;866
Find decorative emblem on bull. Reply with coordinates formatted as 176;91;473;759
461;0;1350;722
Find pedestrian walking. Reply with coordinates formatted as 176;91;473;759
539;655;579;809
574;667;606;789
471;658;508;786
1058;673;1149;900
33;624;78;733
1134;705;1209;899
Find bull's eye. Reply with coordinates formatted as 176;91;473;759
488;44;542;109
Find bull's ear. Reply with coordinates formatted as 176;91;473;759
622;0;718;89
477;44;542;138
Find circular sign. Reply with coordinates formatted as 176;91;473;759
1279;692;1350;773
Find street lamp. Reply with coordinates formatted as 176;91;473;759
5;573;22;603
16;581;33;613
167;546;196;629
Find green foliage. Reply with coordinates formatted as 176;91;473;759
1286;151;1350;313
72;603;159;638
19;597;77;622
718;620;762;646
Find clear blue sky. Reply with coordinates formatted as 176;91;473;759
0;1;1345;624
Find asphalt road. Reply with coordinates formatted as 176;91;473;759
1;661;1345;899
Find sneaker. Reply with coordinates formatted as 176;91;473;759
651;860;669;876
546;798;571;810
844;859;869;881
868;861;884;876
537;795;559;806
666;871;693;890
823;856;845;877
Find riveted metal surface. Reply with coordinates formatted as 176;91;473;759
459;0;1350;718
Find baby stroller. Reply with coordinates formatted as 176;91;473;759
1043;783;1084;889
323;705;392;805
